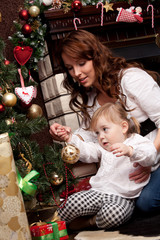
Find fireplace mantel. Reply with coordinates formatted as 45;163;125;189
43;0;160;73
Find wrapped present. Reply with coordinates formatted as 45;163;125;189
0;132;31;240
30;221;69;240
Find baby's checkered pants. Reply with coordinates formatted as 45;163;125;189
58;189;135;229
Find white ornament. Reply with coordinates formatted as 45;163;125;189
15;86;35;105
42;0;53;6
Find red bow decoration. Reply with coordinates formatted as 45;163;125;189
13;46;33;65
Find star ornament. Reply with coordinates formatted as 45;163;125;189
103;1;114;13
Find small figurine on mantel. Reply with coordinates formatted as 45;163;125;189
116;5;143;23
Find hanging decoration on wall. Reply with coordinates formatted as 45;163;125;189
116;5;143;23
0;12;2;22
51;0;63;9
147;4;154;28
96;2;104;26
73;17;81;30
103;1;114;13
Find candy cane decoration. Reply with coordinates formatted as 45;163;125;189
96;2;104;26
147;4;154;28
73;18;81;31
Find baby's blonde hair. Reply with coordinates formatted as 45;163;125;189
90;102;140;135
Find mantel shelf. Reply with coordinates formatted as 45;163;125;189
43;1;160;72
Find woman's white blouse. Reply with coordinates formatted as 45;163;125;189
69;133;157;198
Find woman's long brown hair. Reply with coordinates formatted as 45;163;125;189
58;29;160;127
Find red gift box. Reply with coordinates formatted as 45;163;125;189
30;221;69;240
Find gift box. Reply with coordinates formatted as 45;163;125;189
0;133;31;240
30;221;69;240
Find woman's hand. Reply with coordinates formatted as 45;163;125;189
49;123;71;142
56;126;72;142
129;162;151;183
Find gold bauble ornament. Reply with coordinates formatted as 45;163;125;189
29;5;40;17
27;104;43;119
2;93;17;107
50;172;63;185
61;144;80;164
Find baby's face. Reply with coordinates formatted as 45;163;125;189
94;116;127;151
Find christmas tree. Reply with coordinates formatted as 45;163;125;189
0;37;77;208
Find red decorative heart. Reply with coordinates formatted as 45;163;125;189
13;46;33;65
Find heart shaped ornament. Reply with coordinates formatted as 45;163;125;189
15;86;35;105
14;46;33;65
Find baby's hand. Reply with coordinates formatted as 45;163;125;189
56;126;72;142
110;143;133;157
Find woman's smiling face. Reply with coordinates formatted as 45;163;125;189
62;52;96;88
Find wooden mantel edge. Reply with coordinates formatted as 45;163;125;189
44;1;160;20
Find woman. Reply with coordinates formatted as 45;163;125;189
49;29;160;213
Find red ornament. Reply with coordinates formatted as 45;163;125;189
13;46;33;65
4;59;10;65
71;0;82;12
0;104;5;112
22;23;32;35
19;9;29;21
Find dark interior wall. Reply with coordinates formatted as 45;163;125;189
0;0;53;150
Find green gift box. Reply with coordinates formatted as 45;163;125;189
30;221;69;240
